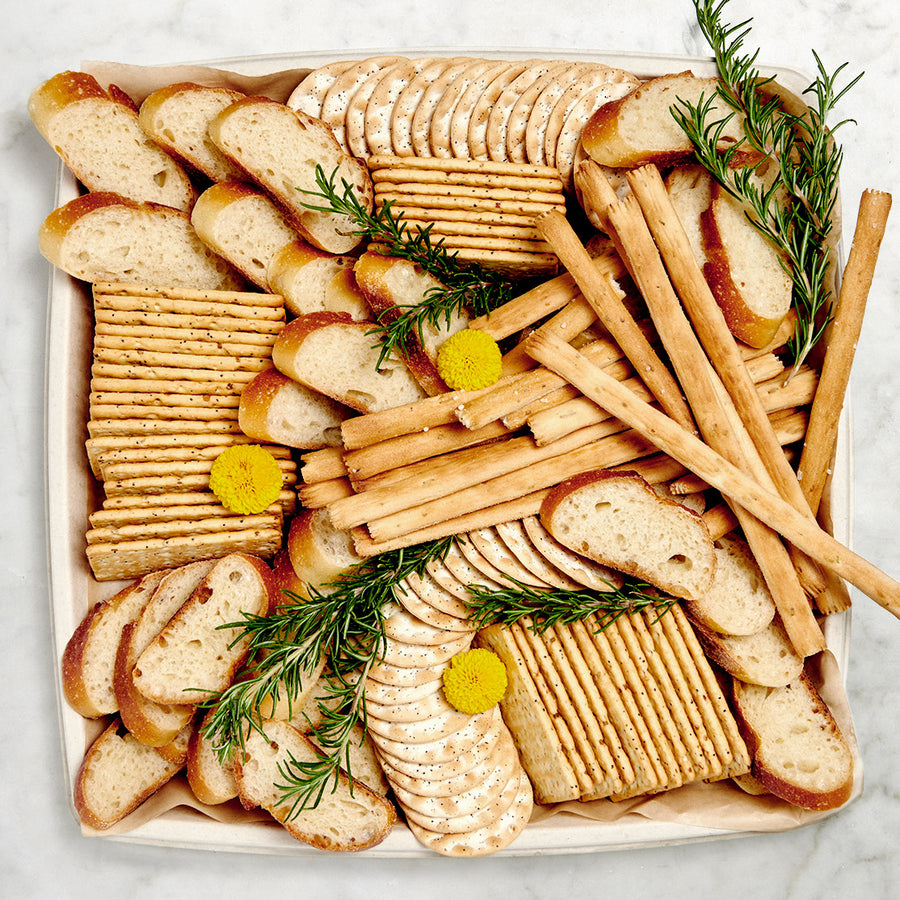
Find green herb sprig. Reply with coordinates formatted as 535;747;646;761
674;0;862;371
298;165;513;366
201;536;455;816
465;577;679;634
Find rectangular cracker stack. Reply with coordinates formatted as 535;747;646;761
477;604;751;804
367;155;566;278
84;282;296;581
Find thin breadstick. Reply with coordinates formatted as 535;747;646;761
525;329;900;623
798;189;892;513
299;447;347;484
297;476;355;510
534;208;696;433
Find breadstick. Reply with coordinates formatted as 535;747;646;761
525;329;900;623
299;447;347;484
297;476;355;510
599;188;824;650
797;189;892;513
534;208;695;433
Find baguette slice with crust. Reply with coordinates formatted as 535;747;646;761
539;469;716;600
138;81;248;182
74;718;192;830
267;240;370;319
238;368;350;451
132;553;273;705
61;569;169;718
581;72;747;169
730;673;854;811
29;70;197;211
208;96;373;254
114;559;215;746
39;192;245;290
353;251;470;395
234;719;397;851
190;181;300;289
286;507;364;589
186;708;239;806
272;311;427;413
701;176;793;348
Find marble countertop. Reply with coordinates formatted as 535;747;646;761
3;0;898;896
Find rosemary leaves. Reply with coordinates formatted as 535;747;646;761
674;0;862;370
297;165;512;366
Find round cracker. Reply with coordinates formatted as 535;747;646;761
467;526;555;588
448;59;516;159
439;542;507;593
366;705;474;745
373;631;472;670
390;57;465;157
391;730;519;818
365;681;458;724
383;602;470;645
375;708;504;782
364;672;444;705
366;658;446;689
402;759;522;833
467;59;537;160
344;61;407;159
423;559;476;604
429;58;497;158
361;57;433;157
522;61;597;165
319;55;403;151
406;769;533;857
484;59;566;163
411;58;482;158
503;60;583;164
396;575;474;631
287;58;357;117
370;707;499;766
493;519;584;590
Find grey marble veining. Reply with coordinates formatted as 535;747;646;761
2;0;898;896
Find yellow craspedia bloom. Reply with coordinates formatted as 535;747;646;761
209;444;282;514
436;328;502;391
442;647;508;714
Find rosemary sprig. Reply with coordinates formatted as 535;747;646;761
465;576;679;634
200;536;455;816
297;165;513;366
674;0;862;371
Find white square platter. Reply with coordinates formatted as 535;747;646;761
44;48;855;857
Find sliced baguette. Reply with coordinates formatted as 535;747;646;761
114;559;215;746
238;368;350;450
61;569;169;718
234;718;397;851
138;81;248;182
353;250;471;395
29;70;196;211
186;708;239;806
730;673;854;811
286;507;363;589
132;553;272;705
190;181;300;289
74;718;192;830
39;192;245;290
267;240;370;320
701;174;793;348
580;72;747;168
684;536;776;636
692;616;804;687
208;96;373;254
539;469;716;600
272;311;427;413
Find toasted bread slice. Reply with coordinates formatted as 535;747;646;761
39;192;245;291
581;72;747;168
29;70;196;211
272;311;427;413
74;718;192;830
132;553;272;705
539;469;716;600
138;81;248;182
190;181;300;289
208;96;373;254
234;719;397;851
61;569;169;718
731;673;854;811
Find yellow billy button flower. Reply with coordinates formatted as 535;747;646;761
442;647;508;715
436;328;502;391
209;444;282;514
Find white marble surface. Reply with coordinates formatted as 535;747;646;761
3;0;899;896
